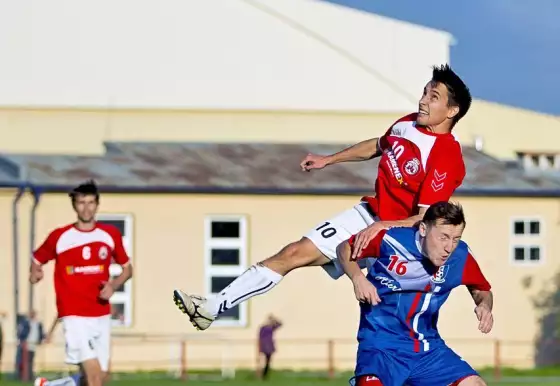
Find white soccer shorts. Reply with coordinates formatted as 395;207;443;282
61;315;111;372
304;202;378;279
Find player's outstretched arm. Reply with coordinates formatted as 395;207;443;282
44;314;60;343
470;288;493;310
463;251;493;334
337;239;381;305
350;207;426;260
470;288;494;334
300;137;381;171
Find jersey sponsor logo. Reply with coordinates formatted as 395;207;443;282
385;148;404;185
404;158;420;176
374;275;402;292
82;246;91;260
66;265;105;275
430;265;449;284
99;246;109;260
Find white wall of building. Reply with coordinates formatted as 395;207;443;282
0;0;451;112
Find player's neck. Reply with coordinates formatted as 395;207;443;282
425;121;453;134
75;220;96;231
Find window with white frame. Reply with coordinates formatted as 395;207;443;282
511;218;543;263
205;216;248;327
97;214;134;327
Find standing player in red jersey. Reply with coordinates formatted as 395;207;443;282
30;181;133;386
173;64;472;331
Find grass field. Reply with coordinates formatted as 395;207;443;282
0;380;557;386
0;379;557;385
2;369;560;386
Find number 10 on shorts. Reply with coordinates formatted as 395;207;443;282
316;222;337;239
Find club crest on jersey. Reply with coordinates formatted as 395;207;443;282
404;158;420;176
431;265;449;284
98;246;108;260
82;246;91;260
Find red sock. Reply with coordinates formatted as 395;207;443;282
356;375;383;385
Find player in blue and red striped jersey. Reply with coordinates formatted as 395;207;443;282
338;201;493;386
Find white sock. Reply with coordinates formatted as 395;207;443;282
207;264;283;317
45;376;78;386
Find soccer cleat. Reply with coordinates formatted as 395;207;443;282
173;289;215;331
34;377;47;386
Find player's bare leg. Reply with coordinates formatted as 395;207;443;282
80;359;104;386
174;237;328;330
454;375;487;386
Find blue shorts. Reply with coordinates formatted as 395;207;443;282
351;345;479;386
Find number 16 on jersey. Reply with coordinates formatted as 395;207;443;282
388;255;408;275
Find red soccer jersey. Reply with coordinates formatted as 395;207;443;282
364;113;466;221
33;222;130;318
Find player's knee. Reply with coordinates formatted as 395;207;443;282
276;238;322;270
85;373;102;386
81;360;103;386
336;240;351;259
454;375;487;386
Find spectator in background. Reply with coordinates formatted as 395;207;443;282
0;311;6;380
26;310;46;380
15;313;30;380
258;315;282;380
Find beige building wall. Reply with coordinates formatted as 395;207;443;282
0;108;401;155
459;100;560;159
0;191;558;371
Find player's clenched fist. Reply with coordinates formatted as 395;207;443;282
474;304;493;334
300;153;330;172
352;275;381;305
99;281;115;301
29;264;44;284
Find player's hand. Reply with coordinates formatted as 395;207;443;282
99;281;115;300
300;153;330;172
29;265;44;284
44;335;52;344
351;222;388;261
474;304;493;334
352;275;381;305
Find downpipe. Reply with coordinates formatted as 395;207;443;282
12;186;25;336
28;187;42;313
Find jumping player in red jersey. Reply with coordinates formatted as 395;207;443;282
173;64;472;331
30;181;133;386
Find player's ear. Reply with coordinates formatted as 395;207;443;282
419;222;428;237
447;105;459;120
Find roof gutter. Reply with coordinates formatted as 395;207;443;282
8;184;560;198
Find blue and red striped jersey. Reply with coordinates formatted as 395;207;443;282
355;226;491;353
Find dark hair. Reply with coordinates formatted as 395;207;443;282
431;64;472;125
69;179;100;203
422;201;465;227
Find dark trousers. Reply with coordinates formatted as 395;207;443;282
261;353;273;379
0;339;3;380
15;345;35;380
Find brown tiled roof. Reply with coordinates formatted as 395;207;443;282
1;142;559;196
